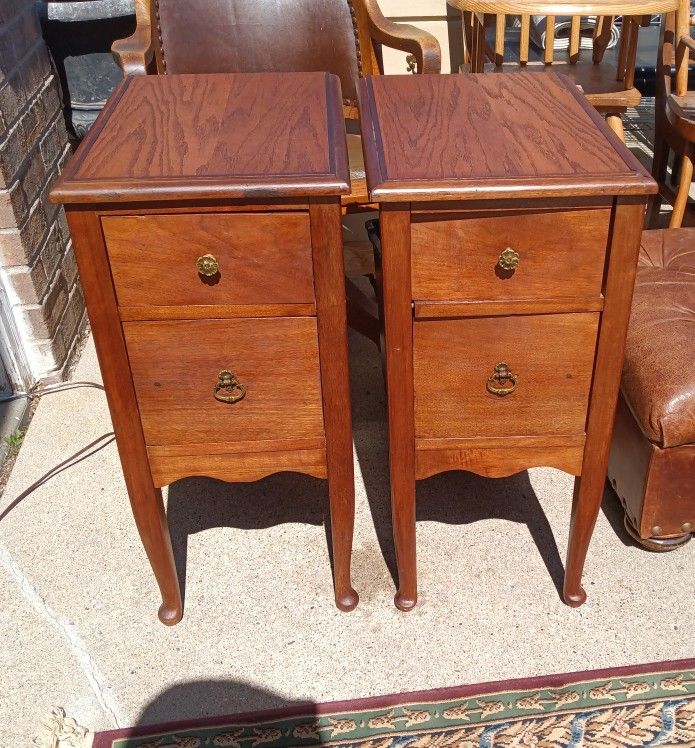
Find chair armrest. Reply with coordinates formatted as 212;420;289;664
112;25;154;75
362;0;441;74
111;0;154;76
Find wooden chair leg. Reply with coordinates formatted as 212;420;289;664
646;128;668;227
669;150;693;227
616;18;632;81
345;277;380;347
605;114;625;141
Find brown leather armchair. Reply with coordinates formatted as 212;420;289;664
607;228;694;551
112;0;441;208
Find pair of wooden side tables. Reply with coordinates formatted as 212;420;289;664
52;71;655;625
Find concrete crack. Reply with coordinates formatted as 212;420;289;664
0;542;124;728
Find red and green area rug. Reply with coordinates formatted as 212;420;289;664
95;659;695;747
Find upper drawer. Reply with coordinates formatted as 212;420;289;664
411;207;610;302
102;212;315;309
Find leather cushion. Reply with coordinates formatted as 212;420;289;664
620;228;695;448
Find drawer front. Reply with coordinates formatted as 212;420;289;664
103;212;315;308
124;318;324;446
411;208;610;301
414;313;599;438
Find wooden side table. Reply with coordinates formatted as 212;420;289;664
51;72;358;624
358;72;656;611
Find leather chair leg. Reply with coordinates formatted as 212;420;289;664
608;397;695;549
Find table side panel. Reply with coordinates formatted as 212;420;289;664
148;448;328;488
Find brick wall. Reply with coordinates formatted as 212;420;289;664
0;0;86;386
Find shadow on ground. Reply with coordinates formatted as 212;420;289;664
96;679;317;746
167;473;331;608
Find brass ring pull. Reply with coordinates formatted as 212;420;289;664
498;247;520;271
486;362;518;397
213;370;246;404
196;254;219;276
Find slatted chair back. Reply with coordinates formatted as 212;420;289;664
462;11;647;91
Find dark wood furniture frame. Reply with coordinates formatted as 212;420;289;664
52;72;359;624
359;72;656;611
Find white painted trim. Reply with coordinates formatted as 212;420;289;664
0;268;36;392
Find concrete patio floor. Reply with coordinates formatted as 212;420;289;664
1;104;693;746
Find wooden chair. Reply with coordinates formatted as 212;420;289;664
111;0;442;345
458;8;650;138
648;3;695;227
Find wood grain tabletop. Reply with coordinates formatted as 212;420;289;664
358;72;656;202
52;72;350;203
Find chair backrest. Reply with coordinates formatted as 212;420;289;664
463;12;642;88
149;0;378;107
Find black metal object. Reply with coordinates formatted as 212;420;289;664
39;1;135;140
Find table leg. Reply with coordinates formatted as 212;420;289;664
563;199;644;606
128;481;183;625
66;208;183;625
380;205;418;611
310;200;358;611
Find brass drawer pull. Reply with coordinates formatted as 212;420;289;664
196;253;219;276
213;370;246;404
497;247;520;271
486;362;518;397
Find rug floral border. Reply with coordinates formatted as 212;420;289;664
95;659;695;748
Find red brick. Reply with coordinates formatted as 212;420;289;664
0;0;27;25
60;242;78;288
18;44;50;99
0;120;28;187
38;221;62;278
0;79;22;130
0;197;47;264
55;283;84;353
39;116;66;170
24;150;46;203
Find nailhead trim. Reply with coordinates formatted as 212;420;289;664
154;0;166;72
345;0;362;107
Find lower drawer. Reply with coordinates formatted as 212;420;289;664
124;318;325;448
414;313;599;439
